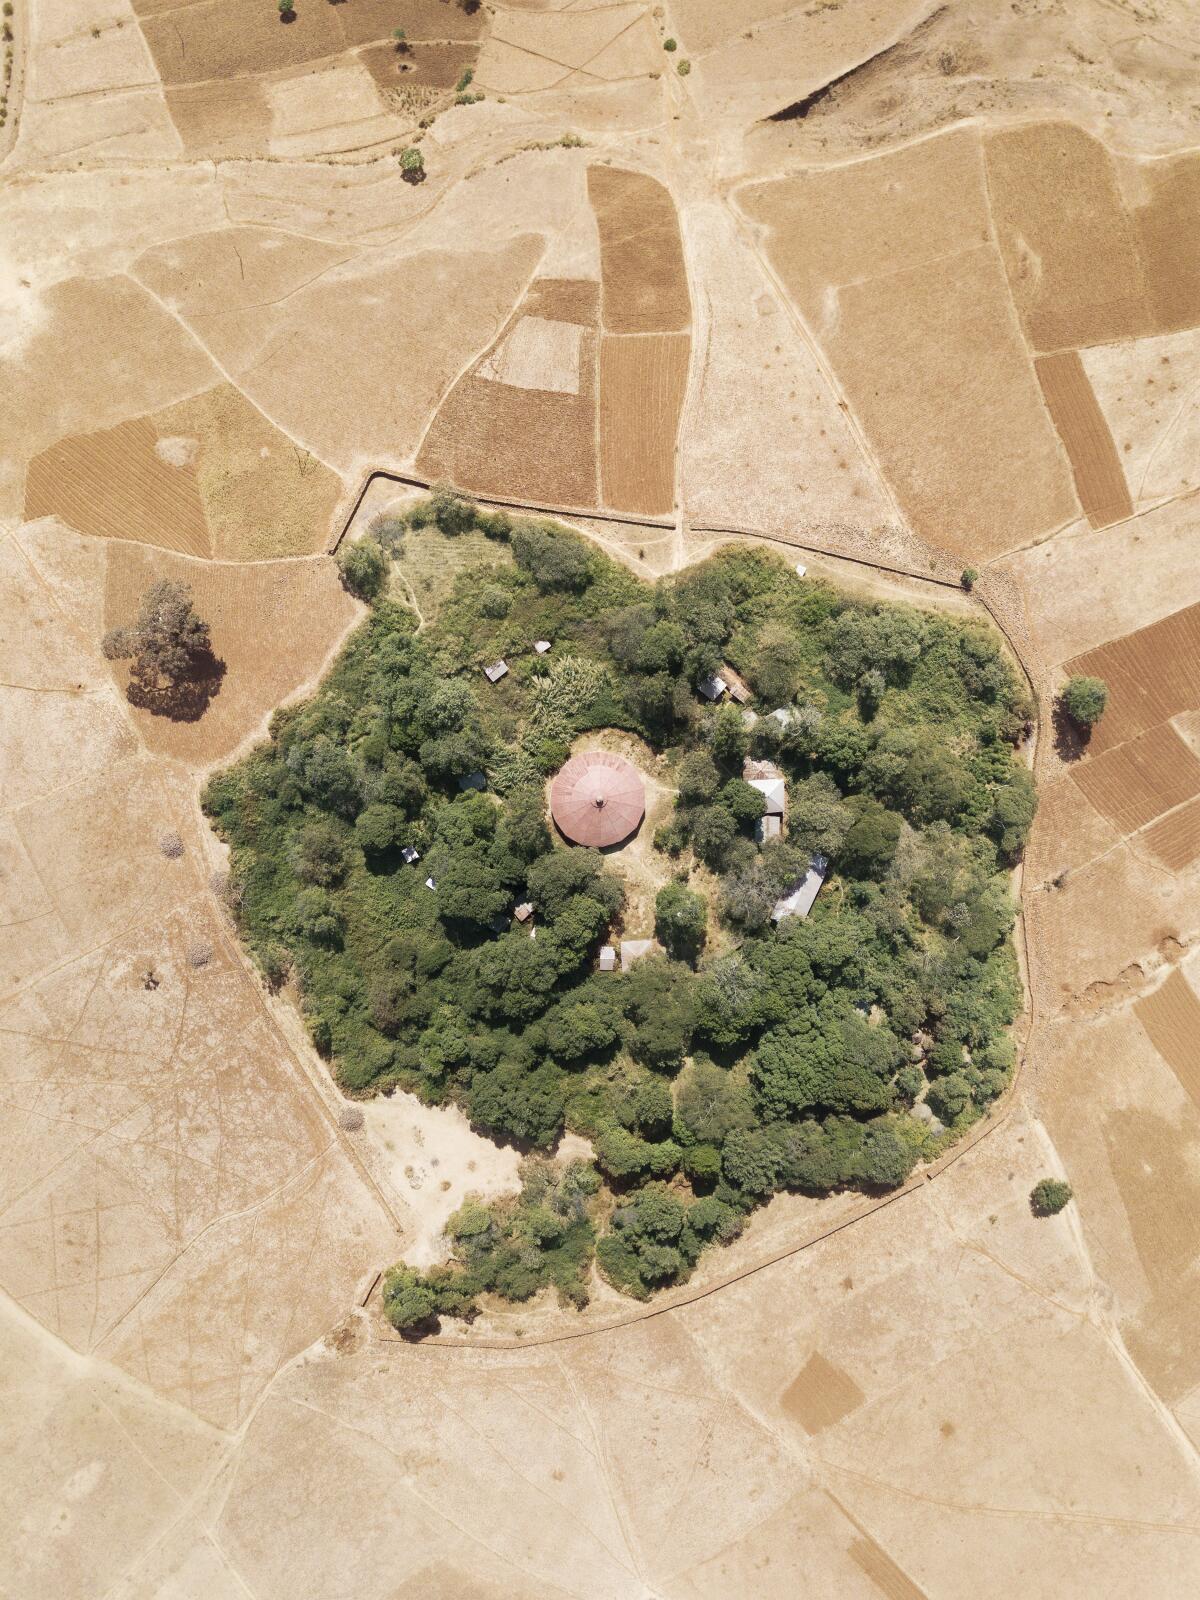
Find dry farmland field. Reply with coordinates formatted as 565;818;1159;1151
10;0;1200;1594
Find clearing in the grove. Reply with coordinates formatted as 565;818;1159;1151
8;0;1200;1594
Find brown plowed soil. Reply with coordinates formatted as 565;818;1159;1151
360;39;479;93
24;416;211;558
587;166;690;334
598;333;689;515
1071;722;1200;836
1142;796;1200;872
1035;351;1133;529
1067;602;1200;755
418;277;600;507
165;80;272;159
133;0;482;87
1134;971;1200;1107
781;1353;865;1436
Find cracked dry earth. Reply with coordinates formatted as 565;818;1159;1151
6;0;1200;1595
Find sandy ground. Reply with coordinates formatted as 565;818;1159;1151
7;0;1200;1592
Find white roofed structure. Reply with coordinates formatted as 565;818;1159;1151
772;855;829;923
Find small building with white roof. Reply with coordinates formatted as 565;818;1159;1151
483;660;508;683
772;855;829;923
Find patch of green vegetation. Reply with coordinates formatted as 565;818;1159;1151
1060;674;1107;729
204;489;1035;1329
1030;1177;1072;1216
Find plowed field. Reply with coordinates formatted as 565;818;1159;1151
781;1353;865;1436
1070;722;1200;835
1035;351;1133;529
1142;797;1200;872
587;166;690;334
1066;603;1200;754
848;1532;929;1600
24;416;211;558
1134;971;1200;1109
1132;154;1200;334
598;333;689;515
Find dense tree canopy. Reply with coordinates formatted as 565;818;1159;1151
204;492;1034;1327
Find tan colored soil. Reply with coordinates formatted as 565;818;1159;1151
847;1529;929;1600
133;225;355;321
781;1352;866;1436
0;275;217;519
102;544;359;765
165;79;273;158
24;414;212;558
824;246;1076;562
679;202;899;543
598;332;689;515
986;121;1151;353
1034;351;1133;530
183;240;542;474
1080;329;1200;508
588;166;691;334
418;272;600;506
154;383;343;559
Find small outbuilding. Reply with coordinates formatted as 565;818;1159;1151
772;854;828;923
697;673;728;702
769;707;794;728
401;845;421;865
598;945;617;972
483;659;509;683
757;813;782;843
533;640;552;655
514;901;534;923
794;562;807;578
424;876;437;891
723;666;752;705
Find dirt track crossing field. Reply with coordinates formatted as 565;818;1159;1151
1035;351;1134;529
598;332;689;515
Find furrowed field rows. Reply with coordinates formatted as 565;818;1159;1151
1134;970;1200;1108
1070;721;1200;835
1067;601;1200;754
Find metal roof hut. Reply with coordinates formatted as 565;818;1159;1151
697;672;728;702
551;751;645;848
483;659;508;683
598;945;617;972
723;666;752;705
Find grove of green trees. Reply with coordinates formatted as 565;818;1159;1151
202;489;1035;1332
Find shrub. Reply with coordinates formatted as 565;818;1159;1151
400;146;425;182
663;36;677;50
677;58;691;74
337;536;389;601
961;568;978;591
654;881;707;962
1030;1178;1072;1217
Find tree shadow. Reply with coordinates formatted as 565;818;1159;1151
126;650;227;722
1052;700;1092;763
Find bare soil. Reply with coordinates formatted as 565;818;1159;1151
1035;351;1134;529
588;165;691;335
597;332;689;515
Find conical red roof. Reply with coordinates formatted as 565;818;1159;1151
550;751;645;848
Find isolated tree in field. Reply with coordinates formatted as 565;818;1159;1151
102;580;221;714
277;0;295;18
399;146;425;183
1060;674;1107;729
1030;1177;1072;1217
